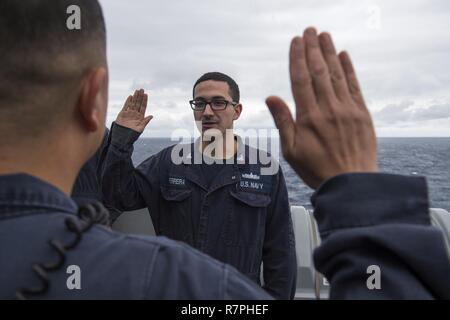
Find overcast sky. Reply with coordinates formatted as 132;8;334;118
99;0;450;137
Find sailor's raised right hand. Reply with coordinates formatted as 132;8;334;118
115;89;153;133
266;28;378;190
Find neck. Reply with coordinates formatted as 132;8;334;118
201;130;237;159
0;138;84;196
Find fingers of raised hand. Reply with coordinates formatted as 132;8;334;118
126;89;148;114
318;32;350;101
139;93;148;114
127;90;136;111
338;52;366;109
136;89;145;110
289;36;316;120
304;27;336;104
129;89;141;111
123;95;133;111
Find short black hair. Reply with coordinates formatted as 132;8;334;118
193;72;240;102
0;0;106;139
0;0;106;84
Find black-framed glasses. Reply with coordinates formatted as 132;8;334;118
189;99;238;111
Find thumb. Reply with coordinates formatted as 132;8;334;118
266;96;295;153
143;115;153;126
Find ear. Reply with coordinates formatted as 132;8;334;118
233;103;242;120
77;67;108;132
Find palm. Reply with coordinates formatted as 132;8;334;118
117;109;148;132
115;89;153;133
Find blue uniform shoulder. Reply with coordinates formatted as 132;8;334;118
86;226;270;299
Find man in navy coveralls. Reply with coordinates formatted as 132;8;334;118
0;0;448;299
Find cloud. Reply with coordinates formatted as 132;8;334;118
372;101;415;124
100;0;450;136
373;100;450;125
412;103;450;121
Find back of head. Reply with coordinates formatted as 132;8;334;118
0;0;107;145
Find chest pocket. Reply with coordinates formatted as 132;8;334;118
221;189;271;247
160;186;191;201
159;186;192;242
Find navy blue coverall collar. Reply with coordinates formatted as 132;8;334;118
0;173;78;217
181;135;247;193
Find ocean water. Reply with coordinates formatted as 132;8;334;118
132;138;450;212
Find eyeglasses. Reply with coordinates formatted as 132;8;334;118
189;99;238;111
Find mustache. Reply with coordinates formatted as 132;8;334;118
201;118;218;123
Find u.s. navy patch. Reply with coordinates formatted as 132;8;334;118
239;171;272;193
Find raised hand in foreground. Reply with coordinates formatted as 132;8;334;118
266;27;377;189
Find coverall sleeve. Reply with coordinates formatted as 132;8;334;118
95;127;111;185
312;173;450;299
262;167;297;299
100;122;153;212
